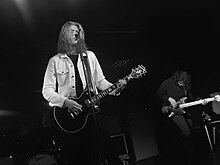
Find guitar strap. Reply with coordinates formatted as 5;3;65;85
80;52;96;94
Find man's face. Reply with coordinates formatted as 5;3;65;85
68;25;80;44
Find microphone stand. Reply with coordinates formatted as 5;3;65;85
79;51;105;165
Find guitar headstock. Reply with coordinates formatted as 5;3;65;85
130;65;147;79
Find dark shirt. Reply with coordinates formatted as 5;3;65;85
157;78;188;107
69;55;83;97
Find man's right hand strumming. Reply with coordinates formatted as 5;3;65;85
64;98;82;115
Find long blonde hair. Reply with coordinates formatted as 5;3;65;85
57;21;88;54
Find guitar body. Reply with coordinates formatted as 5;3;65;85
162;106;185;118
162;98;192;138
53;90;100;134
162;97;187;118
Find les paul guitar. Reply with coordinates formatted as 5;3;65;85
53;65;147;133
162;95;220;118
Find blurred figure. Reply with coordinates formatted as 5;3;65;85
156;70;195;165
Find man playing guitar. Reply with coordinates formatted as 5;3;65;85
157;70;220;165
157;70;197;165
157;70;193;136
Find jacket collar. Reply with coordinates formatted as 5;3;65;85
59;53;69;60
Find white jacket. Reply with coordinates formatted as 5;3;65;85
42;50;113;107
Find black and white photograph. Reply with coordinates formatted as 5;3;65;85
1;0;220;164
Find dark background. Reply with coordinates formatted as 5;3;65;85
0;0;220;160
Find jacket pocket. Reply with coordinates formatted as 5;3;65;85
57;68;69;85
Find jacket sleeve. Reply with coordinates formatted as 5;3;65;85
157;80;170;106
42;58;67;107
88;52;112;90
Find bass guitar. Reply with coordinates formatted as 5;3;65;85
53;65;147;133
162;95;220;118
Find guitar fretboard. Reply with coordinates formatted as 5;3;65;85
90;74;132;104
179;97;215;109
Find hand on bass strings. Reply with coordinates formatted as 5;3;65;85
210;92;220;102
64;98;82;115
214;94;220;102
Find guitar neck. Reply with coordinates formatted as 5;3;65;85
179;97;215;109
90;74;132;104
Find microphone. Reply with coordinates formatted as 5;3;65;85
75;33;79;41
75;39;85;56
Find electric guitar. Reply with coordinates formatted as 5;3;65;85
53;65;147;133
162;95;220;118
